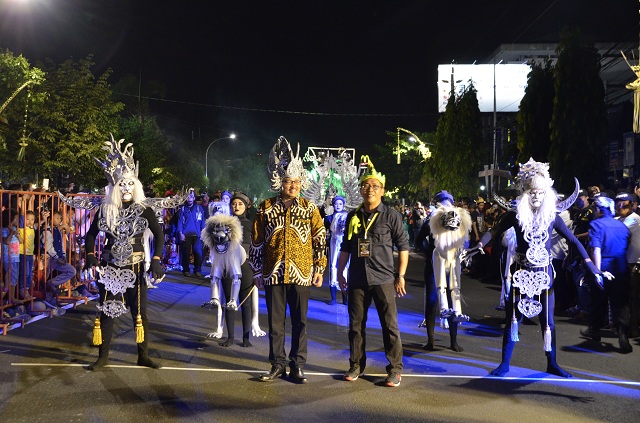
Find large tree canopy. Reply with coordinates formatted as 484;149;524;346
548;28;607;191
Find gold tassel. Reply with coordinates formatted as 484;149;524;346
92;317;102;346
135;314;144;344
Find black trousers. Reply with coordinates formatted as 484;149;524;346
222;261;253;341
265;284;310;368
97;266;150;357
348;283;403;374
181;235;203;273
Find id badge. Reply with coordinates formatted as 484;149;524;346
358;238;371;257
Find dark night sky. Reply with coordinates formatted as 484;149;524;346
0;0;638;158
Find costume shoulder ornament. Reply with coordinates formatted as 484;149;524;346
268;136;309;192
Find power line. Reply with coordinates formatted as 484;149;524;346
114;92;437;117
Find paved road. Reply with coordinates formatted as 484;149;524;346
1;252;639;422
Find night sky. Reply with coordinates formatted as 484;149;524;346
1;0;637;158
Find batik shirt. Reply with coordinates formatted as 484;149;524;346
250;196;326;286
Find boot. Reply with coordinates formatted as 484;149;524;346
328;286;337;305
137;343;161;369
423;302;437;351
490;328;516;377
545;329;572;377
448;318;463;352
87;343;110;371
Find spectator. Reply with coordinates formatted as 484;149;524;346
581;196;632;353
2;209;20;304
337;159;409;387
18;210;36;300
250;137;326;384
411;202;426;247
41;210;76;296
177;190;206;277
615;192;640;338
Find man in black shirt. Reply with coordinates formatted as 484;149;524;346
337;157;409;387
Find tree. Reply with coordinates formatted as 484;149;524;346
432;83;486;198
15;56;124;188
517;60;555;163
0;50;46;167
548;28;607;191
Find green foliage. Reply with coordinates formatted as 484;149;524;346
0;50;46;158
116;116;171;186
548;28;607;191
517;60;555;163
2;55;124;187
432;84;486;198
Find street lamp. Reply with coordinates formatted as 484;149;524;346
205;134;236;179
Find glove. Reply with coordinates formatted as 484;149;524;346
84;254;99;270
151;258;164;280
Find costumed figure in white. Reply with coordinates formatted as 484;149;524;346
424;190;471;352
477;158;607;378
328;195;349;305
81;135;168;371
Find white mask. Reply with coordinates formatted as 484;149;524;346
118;178;136;201
528;189;545;209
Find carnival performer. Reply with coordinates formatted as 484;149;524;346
328;195;349;305
250;136;326;384
478;158;606;378
84;135;165;370
415;190;470;352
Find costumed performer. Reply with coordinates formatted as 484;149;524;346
84;135;165;370
414;190;470;352
328;195;349;305
478;158;607;377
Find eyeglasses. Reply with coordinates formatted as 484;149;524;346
282;179;301;186
361;183;382;191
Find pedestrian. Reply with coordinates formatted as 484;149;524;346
177;190;206;277
337;156;409;387
250;137;327;384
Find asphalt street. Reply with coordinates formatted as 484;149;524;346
0;251;639;423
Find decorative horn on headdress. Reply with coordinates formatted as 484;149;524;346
556;178;580;212
267;136;309;192
94;133;139;186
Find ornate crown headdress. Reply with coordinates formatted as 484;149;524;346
515;158;553;192
94;134;139;186
358;155;386;188
267;136;309;192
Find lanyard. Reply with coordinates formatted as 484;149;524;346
361;211;378;239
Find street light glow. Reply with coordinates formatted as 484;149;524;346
230;133;236;139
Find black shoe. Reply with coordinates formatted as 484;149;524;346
260;365;285;382
194;272;203;278
619;336;633;354
183;272;192;277
289;366;308;384
580;328;601;342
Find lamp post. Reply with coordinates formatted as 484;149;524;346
205;134;236;179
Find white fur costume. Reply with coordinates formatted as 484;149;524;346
430;205;472;325
201;214;246;338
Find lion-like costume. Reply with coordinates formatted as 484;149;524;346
429;204;472;324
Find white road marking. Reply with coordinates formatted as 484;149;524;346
10;363;640;386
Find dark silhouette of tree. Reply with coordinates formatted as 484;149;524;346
548;28;607;191
517;60;555;163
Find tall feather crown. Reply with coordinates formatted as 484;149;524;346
516;158;553;192
94;134;139;185
268;136;309;191
358;155;386;188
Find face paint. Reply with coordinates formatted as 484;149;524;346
528;189;545;209
118;178;136;201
